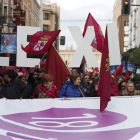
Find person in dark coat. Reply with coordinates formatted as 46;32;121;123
1;69;28;99
81;74;92;97
132;74;140;90
0;76;4;98
18;75;32;99
88;78;99;97
59;73;86;99
28;65;45;93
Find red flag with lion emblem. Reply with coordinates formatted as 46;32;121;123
21;30;61;54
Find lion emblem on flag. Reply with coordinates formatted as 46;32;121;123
33;35;51;51
34;40;48;51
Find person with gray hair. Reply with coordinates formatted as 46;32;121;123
122;81;140;96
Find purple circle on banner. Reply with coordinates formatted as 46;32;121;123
2;108;127;131
0;135;13;140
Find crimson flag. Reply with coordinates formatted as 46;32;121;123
83;13;104;53
125;70;130;80
95;67;99;73
29;67;33;73
112;65;123;77
46;46;71;91
91;70;94;77
110;78;120;96
40;60;46;69
97;27;111;112
21;68;29;75
85;70;88;74
22;30;61;54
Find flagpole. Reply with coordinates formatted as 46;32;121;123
83;63;86;88
38;52;48;66
115;65;117;83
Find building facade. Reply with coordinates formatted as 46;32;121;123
31;0;40;27
128;0;140;50
118;15;129;53
21;0;30;26
113;0;129;53
0;0;15;33
59;49;102;72
42;0;60;51
13;0;26;32
0;0;41;33
113;0;122;22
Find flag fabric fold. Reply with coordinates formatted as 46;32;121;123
91;70;94;77
45;46;71;91
97;27;111;112
110;78;120;96
83;13;104;53
112;65;123;77
125;70;130;80
29;67;33;73
22;30;61;54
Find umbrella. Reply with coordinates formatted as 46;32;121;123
0;66;21;75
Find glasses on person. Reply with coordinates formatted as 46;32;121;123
121;86;126;88
128;86;134;88
85;78;90;79
50;80;53;82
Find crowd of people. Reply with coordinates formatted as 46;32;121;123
0;65;140;100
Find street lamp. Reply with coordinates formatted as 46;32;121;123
8;19;16;33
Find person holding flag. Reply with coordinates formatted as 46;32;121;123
21;30;61;92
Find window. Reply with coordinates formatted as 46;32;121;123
43;25;48;31
3;6;7;23
43;13;49;20
124;34;129;37
4;6;7;15
124;21;129;26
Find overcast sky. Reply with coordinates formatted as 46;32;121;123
38;0;116;50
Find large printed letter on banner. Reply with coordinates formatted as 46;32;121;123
107;23;121;66
68;26;99;68
16;26;40;67
0;57;9;66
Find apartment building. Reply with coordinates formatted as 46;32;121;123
31;0;40;27
113;0;129;53
42;0;60;51
128;0;140;49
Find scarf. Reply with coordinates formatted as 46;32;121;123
39;84;57;98
43;83;52;91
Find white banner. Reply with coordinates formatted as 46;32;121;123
0;97;140;140
107;23;121;66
